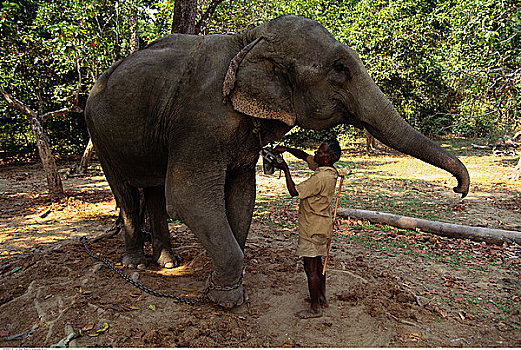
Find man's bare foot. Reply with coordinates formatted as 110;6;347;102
296;308;322;319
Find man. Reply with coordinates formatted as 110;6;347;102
273;139;341;318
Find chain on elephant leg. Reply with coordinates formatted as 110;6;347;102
204;271;246;308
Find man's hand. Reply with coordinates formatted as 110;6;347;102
273;146;309;161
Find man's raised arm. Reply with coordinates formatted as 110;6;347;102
274;146;310;161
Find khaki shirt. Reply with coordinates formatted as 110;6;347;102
296;156;338;245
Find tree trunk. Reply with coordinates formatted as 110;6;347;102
365;129;377;152
128;0;139;53
337;207;521;246
31;115;65;197
0;87;65;197
79;138;95;173
172;0;197;34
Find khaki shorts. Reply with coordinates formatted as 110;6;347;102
296;235;328;257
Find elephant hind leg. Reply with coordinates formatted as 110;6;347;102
143;186;180;268
113;186;145;268
120;202;146;269
97;156;145;268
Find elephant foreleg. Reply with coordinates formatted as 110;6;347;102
166;165;245;308
225;168;256;251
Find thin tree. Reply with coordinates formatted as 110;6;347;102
128;0;140;53
172;0;224;35
0;87;81;197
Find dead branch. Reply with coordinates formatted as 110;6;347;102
0;87;37;119
337;208;521;246
41;106;83;121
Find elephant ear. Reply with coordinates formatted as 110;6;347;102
223;37;296;126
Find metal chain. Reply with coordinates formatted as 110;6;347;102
79;236;207;305
206;271;243;291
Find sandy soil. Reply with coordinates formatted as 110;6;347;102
1;143;520;347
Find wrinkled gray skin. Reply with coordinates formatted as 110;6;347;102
85;15;470;308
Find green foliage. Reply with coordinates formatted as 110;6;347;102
0;0;136;161
204;0;273;34
441;0;521;138
139;1;174;42
1;0;520;161
346;0;520;138
339;1;452;133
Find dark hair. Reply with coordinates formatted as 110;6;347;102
324;139;341;164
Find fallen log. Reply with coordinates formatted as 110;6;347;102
337;208;521;246
471;143;491;150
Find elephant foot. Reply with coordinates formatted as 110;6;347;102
122;252;146;270
205;272;245;309
154;249;181;269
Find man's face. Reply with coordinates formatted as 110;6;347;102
314;143;331;166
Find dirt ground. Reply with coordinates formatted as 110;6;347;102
1;139;520;347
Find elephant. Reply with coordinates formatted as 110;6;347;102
85;15;470;308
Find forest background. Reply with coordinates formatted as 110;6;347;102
0;0;520;163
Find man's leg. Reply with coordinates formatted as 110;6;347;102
297;256;323;319
317;257;328;307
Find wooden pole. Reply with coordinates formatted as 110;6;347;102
322;175;344;275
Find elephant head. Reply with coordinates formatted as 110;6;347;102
223;15;470;197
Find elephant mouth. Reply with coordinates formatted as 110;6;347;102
334;98;363;130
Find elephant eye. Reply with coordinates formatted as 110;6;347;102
333;61;351;79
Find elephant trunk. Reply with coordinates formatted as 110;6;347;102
361;92;470;198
